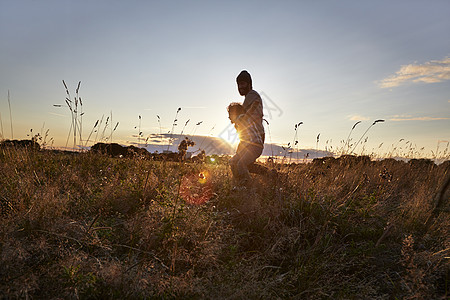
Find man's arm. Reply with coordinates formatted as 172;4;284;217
246;100;263;121
238;91;263;123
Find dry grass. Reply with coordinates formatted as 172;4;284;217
0;148;448;299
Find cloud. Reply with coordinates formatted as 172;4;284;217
48;112;66;117
389;115;449;121
379;57;450;88
348;115;370;121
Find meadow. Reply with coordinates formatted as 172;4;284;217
0;145;448;299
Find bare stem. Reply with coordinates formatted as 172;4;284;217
8;90;13;139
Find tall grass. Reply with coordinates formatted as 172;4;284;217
94;115;104;145
156;115;162;137
167;107;182;151
111;121;119;143
180;119;190;136
84;119;99;148
7;90;13;139
189;121;202;137
263;119;275;160
100;116;110;142
61;80;84;150
342;120;361;155
0;111;4;140
0;148;448;298
292;122;302;162
351;119;385;154
136;115;142;146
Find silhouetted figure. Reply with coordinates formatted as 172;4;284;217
178;137;195;161
228;72;266;187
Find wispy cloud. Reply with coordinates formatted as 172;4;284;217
379;57;450;88
348;115;370;121
389;115;449;121
48;112;66;117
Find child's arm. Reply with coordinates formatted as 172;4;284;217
234;113;246;127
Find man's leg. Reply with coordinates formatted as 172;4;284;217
235;143;263;184
229;152;241;183
248;163;269;176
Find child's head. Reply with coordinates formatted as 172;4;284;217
227;102;244;123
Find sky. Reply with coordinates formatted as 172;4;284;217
1;0;449;158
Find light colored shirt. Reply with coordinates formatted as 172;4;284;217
236;90;265;147
235;115;264;147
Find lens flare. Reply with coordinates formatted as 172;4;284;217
198;172;207;184
179;171;212;205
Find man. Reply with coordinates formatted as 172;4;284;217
177;137;194;161
229;70;265;186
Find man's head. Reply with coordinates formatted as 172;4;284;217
236;70;252;96
227;102;245;123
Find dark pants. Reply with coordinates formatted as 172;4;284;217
229;142;263;183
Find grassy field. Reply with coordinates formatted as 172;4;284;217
0;147;448;299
